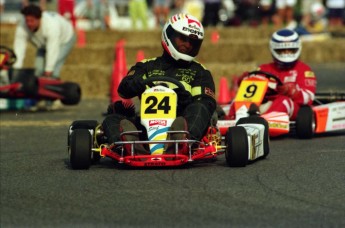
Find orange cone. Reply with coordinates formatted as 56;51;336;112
136;50;145;63
110;39;132;104
217;76;231;105
76;29;86;48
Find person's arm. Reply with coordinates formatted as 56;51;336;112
192;69;217;115
293;67;316;105
13;24;28;69
43;16;61;76
277;64;316;105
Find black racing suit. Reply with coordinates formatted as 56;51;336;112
102;52;216;144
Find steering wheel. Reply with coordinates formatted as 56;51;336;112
143;76;186;91
248;70;283;86
0;45;17;67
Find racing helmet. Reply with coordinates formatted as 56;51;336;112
161;14;204;62
270;29;301;69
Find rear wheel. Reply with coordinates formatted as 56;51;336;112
70;129;92;170
61;82;81;105
296;105;314;139
236;116;270;157
225;126;248;167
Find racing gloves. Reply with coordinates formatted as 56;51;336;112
118;75;146;98
277;83;299;99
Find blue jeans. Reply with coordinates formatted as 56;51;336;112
35;34;77;79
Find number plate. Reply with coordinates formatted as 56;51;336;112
0;53;6;65
235;80;268;103
141;89;177;119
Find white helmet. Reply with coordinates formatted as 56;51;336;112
270;29;301;69
310;2;326;20
161;14;204;62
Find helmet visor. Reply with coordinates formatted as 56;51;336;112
167;25;202;58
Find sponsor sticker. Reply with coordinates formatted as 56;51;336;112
205;87;215;99
149;119;167;126
305;71;315;78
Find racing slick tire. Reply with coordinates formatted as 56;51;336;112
60;82;81;105
14;71;38;96
68;120;101;163
236;116;270;158
225;126;248;167
70;129;92;170
296;105;314;139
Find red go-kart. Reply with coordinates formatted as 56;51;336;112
0;45;81;106
68;77;270;169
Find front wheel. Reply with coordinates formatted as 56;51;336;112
225;126;248;167
70;129;92;170
236;116;269;158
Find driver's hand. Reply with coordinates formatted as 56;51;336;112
174;88;192;108
277;83;298;98
127;76;146;95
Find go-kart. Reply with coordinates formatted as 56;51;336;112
217;70;345;139
0;45;81;107
68;77;270;169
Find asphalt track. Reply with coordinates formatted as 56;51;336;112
1;63;344;227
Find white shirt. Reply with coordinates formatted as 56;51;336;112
326;0;345;8
13;11;74;72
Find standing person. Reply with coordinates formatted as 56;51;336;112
102;14;216;154
326;0;345;27
153;0;172;27
22;0;46;10
273;0;297;28
228;29;317;120
129;0;149;30
13;4;76;109
202;0;222;27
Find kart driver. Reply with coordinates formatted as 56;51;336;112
229;28;317;120
102;14;216;154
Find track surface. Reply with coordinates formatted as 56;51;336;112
1;64;345;227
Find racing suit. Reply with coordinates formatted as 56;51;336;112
102;52;216;144
228;60;317;120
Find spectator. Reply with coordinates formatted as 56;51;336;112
259;0;276;26
170;0;186;16
13;4;76;110
300;0;322;27
22;0;46;10
326;0;345;27
153;0;172;27
273;0;297;28
202;0;222;27
85;0;108;30
129;0;149;30
0;0;5;14
295;1;329;37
